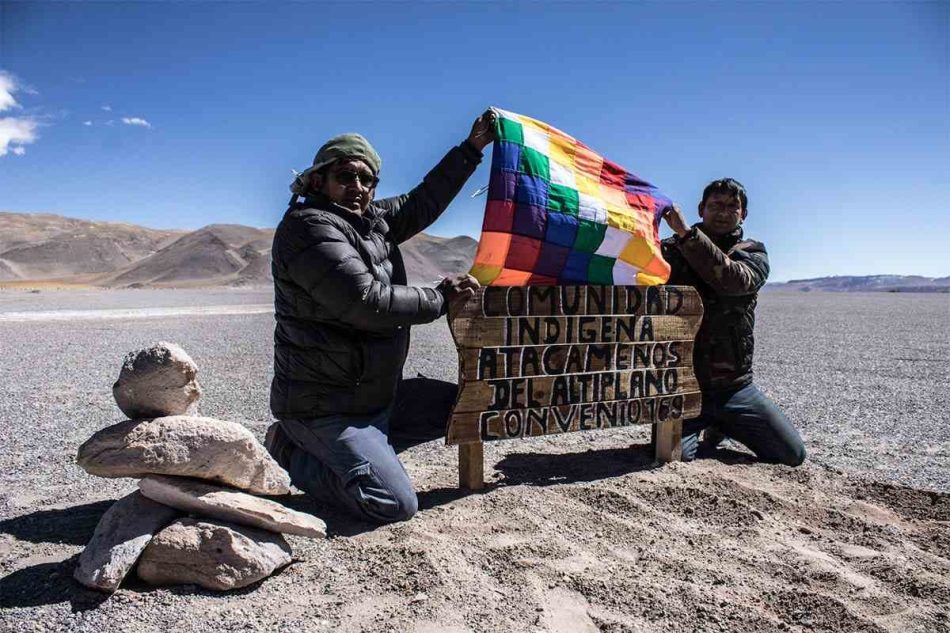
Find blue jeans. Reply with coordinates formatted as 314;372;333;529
681;382;805;465
266;377;456;524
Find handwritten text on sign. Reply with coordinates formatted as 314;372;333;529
446;285;703;445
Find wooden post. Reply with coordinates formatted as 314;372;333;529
458;442;484;490
654;419;683;463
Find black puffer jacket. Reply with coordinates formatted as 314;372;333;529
661;224;770;393
270;142;482;420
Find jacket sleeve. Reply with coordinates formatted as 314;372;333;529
661;238;688;285
374;141;483;244
285;219;446;332
675;229;770;296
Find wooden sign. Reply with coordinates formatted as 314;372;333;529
446;285;703;488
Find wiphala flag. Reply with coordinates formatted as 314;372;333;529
471;107;672;286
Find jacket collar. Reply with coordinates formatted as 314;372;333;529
696;222;743;249
297;193;383;235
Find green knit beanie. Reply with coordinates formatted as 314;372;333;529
290;133;382;195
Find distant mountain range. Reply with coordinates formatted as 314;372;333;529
0;212;477;288
2;212;943;292
767;275;950;293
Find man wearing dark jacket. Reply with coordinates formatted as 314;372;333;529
661;178;805;466
266;112;495;523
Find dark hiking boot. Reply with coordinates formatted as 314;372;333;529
698;426;726;457
264;422;293;470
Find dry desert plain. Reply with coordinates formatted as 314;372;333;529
0;287;948;632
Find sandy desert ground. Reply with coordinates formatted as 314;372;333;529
0;289;947;632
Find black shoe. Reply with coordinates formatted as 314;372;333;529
698;427;726;456
264;422;293;469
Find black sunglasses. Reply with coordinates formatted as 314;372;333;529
333;169;379;188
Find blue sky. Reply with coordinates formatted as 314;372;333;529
1;1;946;281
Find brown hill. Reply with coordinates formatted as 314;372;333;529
0;212;182;282
400;233;478;284
0;212;477;288
105;224;275;287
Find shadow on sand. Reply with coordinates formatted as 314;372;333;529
0;556;110;612
0;500;117;612
274;494;381;538
493;442;661;486
0;499;114;546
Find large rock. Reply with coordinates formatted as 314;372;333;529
136;518;292;591
76;416;291;495
139;475;326;539
73;491;179;593
113;342;202;418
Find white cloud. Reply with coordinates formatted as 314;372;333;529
0;72;39;157
121;116;151;128
0;71;22;112
101;105;112;111
83;120;93;126
0;116;38;157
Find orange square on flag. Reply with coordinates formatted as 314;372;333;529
472;232;512;267
493;268;534;285
573;144;604;181
619;237;656;268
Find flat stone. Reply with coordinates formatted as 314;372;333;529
76;416;291;495
113;342;202;418
136;518;292;591
139;475;326;539
73;491;179;593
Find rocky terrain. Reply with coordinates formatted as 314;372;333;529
0;289;947;631
767;275;950;293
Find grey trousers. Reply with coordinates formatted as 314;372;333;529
681;382;806;466
267;377;457;524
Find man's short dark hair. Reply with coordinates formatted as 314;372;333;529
701;178;748;212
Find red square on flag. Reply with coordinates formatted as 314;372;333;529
504;235;543;271
483;200;515;232
600;159;627;189
625;191;654;211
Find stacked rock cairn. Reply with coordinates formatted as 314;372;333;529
73;341;325;593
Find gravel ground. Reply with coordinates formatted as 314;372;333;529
0;287;272;313
0;289;947;631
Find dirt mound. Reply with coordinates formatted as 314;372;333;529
293;453;947;632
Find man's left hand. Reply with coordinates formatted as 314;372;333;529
662;204;691;238
439;273;480;316
467;110;497;152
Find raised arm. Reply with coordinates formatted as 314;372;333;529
375;110;496;244
676;228;770;295
662;205;769;295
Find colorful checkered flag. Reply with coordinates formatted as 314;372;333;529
470;107;672;286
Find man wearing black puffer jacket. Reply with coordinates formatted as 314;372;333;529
265;111;495;523
661;178;805;466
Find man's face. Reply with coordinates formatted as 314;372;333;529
698;192;746;236
316;158;377;214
